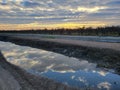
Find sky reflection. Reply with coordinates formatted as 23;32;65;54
0;41;120;89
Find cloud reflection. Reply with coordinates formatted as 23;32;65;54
97;82;111;90
0;41;120;89
0;41;98;72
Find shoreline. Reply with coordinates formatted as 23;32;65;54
0;35;120;74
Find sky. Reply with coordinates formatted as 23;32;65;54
0;0;120;30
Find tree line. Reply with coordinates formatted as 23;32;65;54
0;26;120;36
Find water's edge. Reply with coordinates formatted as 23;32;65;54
0;35;120;74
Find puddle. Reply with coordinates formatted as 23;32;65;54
0;41;120;90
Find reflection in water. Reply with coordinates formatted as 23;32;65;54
0;41;120;90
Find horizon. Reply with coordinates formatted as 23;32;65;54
0;0;120;30
0;22;107;30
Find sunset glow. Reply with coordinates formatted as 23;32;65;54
0;0;119;30
0;22;106;30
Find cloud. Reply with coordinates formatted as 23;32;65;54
0;4;11;10
69;6;107;13
21;1;40;7
107;0;120;6
0;0;119;27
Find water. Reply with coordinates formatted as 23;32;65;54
1;33;120;43
0;41;120;90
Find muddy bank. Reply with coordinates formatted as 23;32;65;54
0;52;80;90
0;35;120;74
